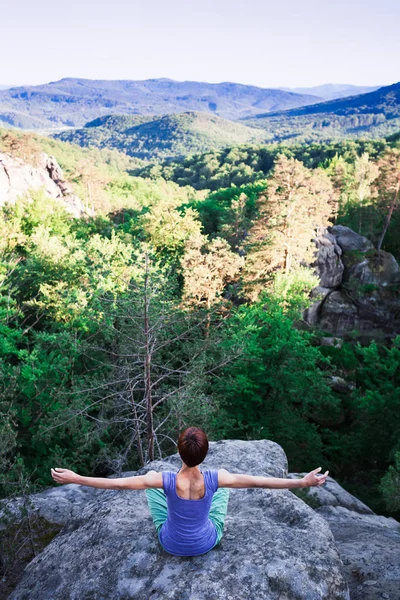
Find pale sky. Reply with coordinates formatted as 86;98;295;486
1;0;399;88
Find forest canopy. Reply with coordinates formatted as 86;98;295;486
1;127;399;530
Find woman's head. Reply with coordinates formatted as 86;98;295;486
178;427;209;467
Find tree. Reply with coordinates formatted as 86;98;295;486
243;155;337;300
213;297;340;469
373;149;400;250
181;233;244;313
58;249;232;468
380;452;400;514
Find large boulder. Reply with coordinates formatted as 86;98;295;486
0;152;92;218
305;226;400;341
8;440;349;600
330;226;374;253
289;475;400;600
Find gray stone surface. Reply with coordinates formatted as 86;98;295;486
305;227;400;341
330;225;374;253
289;474;400;600
318;506;400;600
313;230;344;288
8;440;349;600
345;250;400;287
0;152;92;217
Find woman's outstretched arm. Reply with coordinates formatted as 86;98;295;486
50;468;163;490
218;467;329;489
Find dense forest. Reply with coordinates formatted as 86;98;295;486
55;112;267;161
1;125;400;540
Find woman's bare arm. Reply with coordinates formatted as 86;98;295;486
218;467;329;489
50;468;163;490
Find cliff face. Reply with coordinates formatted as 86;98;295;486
307;225;400;342
0;152;92;218
4;440;349;600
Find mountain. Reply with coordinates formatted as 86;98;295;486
0;78;321;129
285;84;380;101
243;82;400;142
54;112;268;160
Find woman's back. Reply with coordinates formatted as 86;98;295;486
175;469;207;500
159;470;219;556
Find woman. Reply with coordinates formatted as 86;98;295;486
51;427;328;557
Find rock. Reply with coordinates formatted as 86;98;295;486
330;225;374;253
345;250;400;287
313;230;345;288
0;151;92;218
305;227;400;341
0;481;103;529
317;290;358;334
328;376;355;394
8;440;349;600
304;286;333;326
288;475;374;515
289;475;400;600
321;337;344;348
317;506;400;600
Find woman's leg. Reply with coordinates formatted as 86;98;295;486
145;487;168;534
209;488;230;545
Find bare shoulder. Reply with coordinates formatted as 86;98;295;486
143;470;164;489
217;468;235;487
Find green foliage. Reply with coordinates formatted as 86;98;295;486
1;126;400;524
55;112;266;161
213;298;340;469
380;452;400;514
136;138;393;191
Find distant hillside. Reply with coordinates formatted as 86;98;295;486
285;84;380;101
54;112;268;160
244;82;400;143
0;78;321;129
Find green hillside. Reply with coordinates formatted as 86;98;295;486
244;82;400;142
54;112;268;160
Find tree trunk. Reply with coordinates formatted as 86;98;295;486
377;181;400;251
143;254;154;461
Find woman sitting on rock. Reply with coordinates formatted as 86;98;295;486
51;427;328;557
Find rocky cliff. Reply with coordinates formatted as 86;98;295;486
307;225;400;343
2;440;400;599
0;152;92;218
4;440;350;600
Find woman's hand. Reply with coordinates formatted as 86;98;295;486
51;467;79;485
301;467;329;488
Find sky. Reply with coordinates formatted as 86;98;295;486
1;0;399;89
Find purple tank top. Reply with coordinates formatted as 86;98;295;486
159;470;219;556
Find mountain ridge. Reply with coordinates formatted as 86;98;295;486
243;81;400;142
0;77;322;129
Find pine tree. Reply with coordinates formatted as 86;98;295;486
373;149;400;251
243;155;337;300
